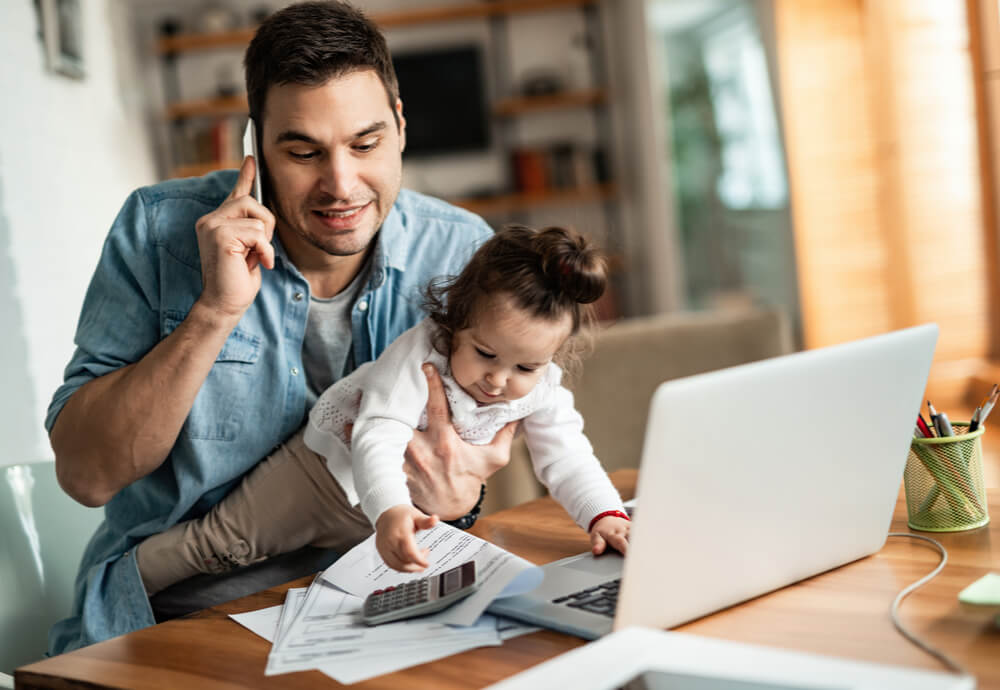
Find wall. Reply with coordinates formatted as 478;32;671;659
774;0;988;403
0;1;158;465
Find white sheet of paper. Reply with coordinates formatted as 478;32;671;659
233;599;502;685
317;612;505;684
232;584;514;683
229;604;282;641
493;615;542;640
321;521;543;626
274;587;308;645
266;576;499;677
321;633;502;684
228;587;311;646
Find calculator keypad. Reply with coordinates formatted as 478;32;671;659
365;580;432;615
361;560;477;625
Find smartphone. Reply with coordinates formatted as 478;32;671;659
242;118;265;205
361;560;478;625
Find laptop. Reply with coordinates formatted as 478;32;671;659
487;324;938;640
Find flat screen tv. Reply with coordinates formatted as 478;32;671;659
392;45;490;157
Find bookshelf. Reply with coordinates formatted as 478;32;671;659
164;88;606;122
451;182;616;216
156;0;598;54
493;88;606;117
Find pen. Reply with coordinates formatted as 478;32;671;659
935;410;954;437
916;414;934;438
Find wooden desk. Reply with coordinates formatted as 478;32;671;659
16;471;1000;690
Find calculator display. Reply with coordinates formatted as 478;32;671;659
443;568;461;594
441;561;475;594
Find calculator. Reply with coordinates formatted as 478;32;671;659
361;560;478;625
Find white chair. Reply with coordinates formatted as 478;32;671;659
0;461;104;680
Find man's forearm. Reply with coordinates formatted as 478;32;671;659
51;302;241;507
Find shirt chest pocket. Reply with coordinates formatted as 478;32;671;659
163;311;262;441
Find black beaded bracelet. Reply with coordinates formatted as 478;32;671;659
443;483;486;530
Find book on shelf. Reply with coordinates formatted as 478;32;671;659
511;143;606;194
174;115;245;175
512;149;549;194
212;117;241;164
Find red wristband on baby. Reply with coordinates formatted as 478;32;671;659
588;510;630;532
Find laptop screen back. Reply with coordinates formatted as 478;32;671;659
615;324;938;631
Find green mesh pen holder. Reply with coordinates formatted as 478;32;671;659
905;423;989;532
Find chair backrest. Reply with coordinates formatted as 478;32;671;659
482;308;793;514
572;307;793;473
0;462;104;674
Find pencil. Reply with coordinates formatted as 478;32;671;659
927;401;940;432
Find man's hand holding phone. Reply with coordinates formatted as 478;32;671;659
193;154;276;324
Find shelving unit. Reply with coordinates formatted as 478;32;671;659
165;94;245;121
156;0;597;54
154;0;619;224
493;87;606;117
452;181;617;216
163;88;606;122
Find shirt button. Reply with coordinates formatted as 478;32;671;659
357;300;369;312
293;292;304;302
291;367;300;376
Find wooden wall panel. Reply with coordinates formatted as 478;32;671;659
969;0;1000;372
772;0;892;349
870;1;987;362
774;0;990;401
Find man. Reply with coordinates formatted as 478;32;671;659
46;1;511;655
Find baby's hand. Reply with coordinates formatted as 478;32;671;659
589;516;630;556
375;505;439;572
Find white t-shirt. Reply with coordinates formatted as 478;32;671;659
303;318;624;529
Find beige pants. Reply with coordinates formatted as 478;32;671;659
135;427;373;596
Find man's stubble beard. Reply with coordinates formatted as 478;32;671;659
271;194;377;258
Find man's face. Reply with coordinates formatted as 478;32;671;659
260;70;405;264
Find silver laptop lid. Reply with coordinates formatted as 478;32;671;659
615;324;938;631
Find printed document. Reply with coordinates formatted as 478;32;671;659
321;521;543;626
228;523;544;683
265;577;500;678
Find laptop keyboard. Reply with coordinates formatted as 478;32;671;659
551;578;620;617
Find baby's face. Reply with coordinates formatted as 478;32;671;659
450;297;572;405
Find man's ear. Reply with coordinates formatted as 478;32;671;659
395;98;407;153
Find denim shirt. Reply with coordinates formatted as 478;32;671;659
44;171;491;655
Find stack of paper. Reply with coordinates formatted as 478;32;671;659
230;522;543;684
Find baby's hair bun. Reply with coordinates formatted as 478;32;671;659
534;226;607;305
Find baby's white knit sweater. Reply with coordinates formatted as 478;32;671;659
303;318;624;529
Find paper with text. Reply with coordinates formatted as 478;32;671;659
321;521;543;626
233;583;539;683
265;576;499;677
228;586;308;645
274;587;308;645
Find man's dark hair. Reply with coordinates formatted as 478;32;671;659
244;1;399;125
